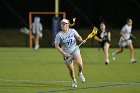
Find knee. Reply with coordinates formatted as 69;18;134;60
75;59;83;67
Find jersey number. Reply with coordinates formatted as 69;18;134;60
67;39;72;46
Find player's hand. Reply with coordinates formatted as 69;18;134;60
82;40;86;43
39;32;43;38
64;55;73;63
99;39;103;42
63;52;70;58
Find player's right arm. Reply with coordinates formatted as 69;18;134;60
94;31;102;42
94;36;102;42
120;25;128;40
120;30;127;40
55;44;70;57
54;33;70;58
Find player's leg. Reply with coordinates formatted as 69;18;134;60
66;62;77;87
112;46;124;60
127;43;137;63
35;35;40;50
115;46;124;55
74;54;83;74
66;62;75;81
103;42;110;64
73;53;85;83
112;39;125;60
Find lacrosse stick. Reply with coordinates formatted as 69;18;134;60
20;27;43;38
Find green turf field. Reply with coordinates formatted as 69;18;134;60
0;47;139;93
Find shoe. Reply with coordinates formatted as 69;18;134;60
35;45;39;50
130;59;137;63
112;52;116;60
72;79;77;88
105;59;109;65
79;73;85;83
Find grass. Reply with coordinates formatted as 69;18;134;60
0;47;139;93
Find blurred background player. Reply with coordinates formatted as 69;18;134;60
94;22;111;65
31;16;43;50
54;19;85;88
112;18;137;63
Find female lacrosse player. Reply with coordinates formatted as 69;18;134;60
112;18;137;63
94;22;111;65
54;19;85;88
31;16;43;50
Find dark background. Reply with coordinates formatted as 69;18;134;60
0;0;140;47
0;0;140;29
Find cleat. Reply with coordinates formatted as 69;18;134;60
35;45;39;50
131;59;137;63
72;80;77;88
79;73;85;83
105;61;108;65
105;59;109;65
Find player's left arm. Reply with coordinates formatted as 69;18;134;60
76;35;82;42
74;29;85;43
39;23;43;32
108;31;111;41
94;36;102;42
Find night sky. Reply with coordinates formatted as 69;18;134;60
0;0;140;29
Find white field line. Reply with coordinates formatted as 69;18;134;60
0;78;140;85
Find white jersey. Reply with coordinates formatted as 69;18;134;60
121;24;132;40
54;28;80;54
31;22;43;34
119;24;132;47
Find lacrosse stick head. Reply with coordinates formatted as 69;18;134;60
20;27;30;35
87;27;98;39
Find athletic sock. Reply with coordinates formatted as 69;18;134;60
79;72;83;76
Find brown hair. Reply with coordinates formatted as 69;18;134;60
126;18;132;23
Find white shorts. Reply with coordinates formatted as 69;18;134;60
119;39;132;47
63;46;80;55
63;47;80;64
33;31;41;37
